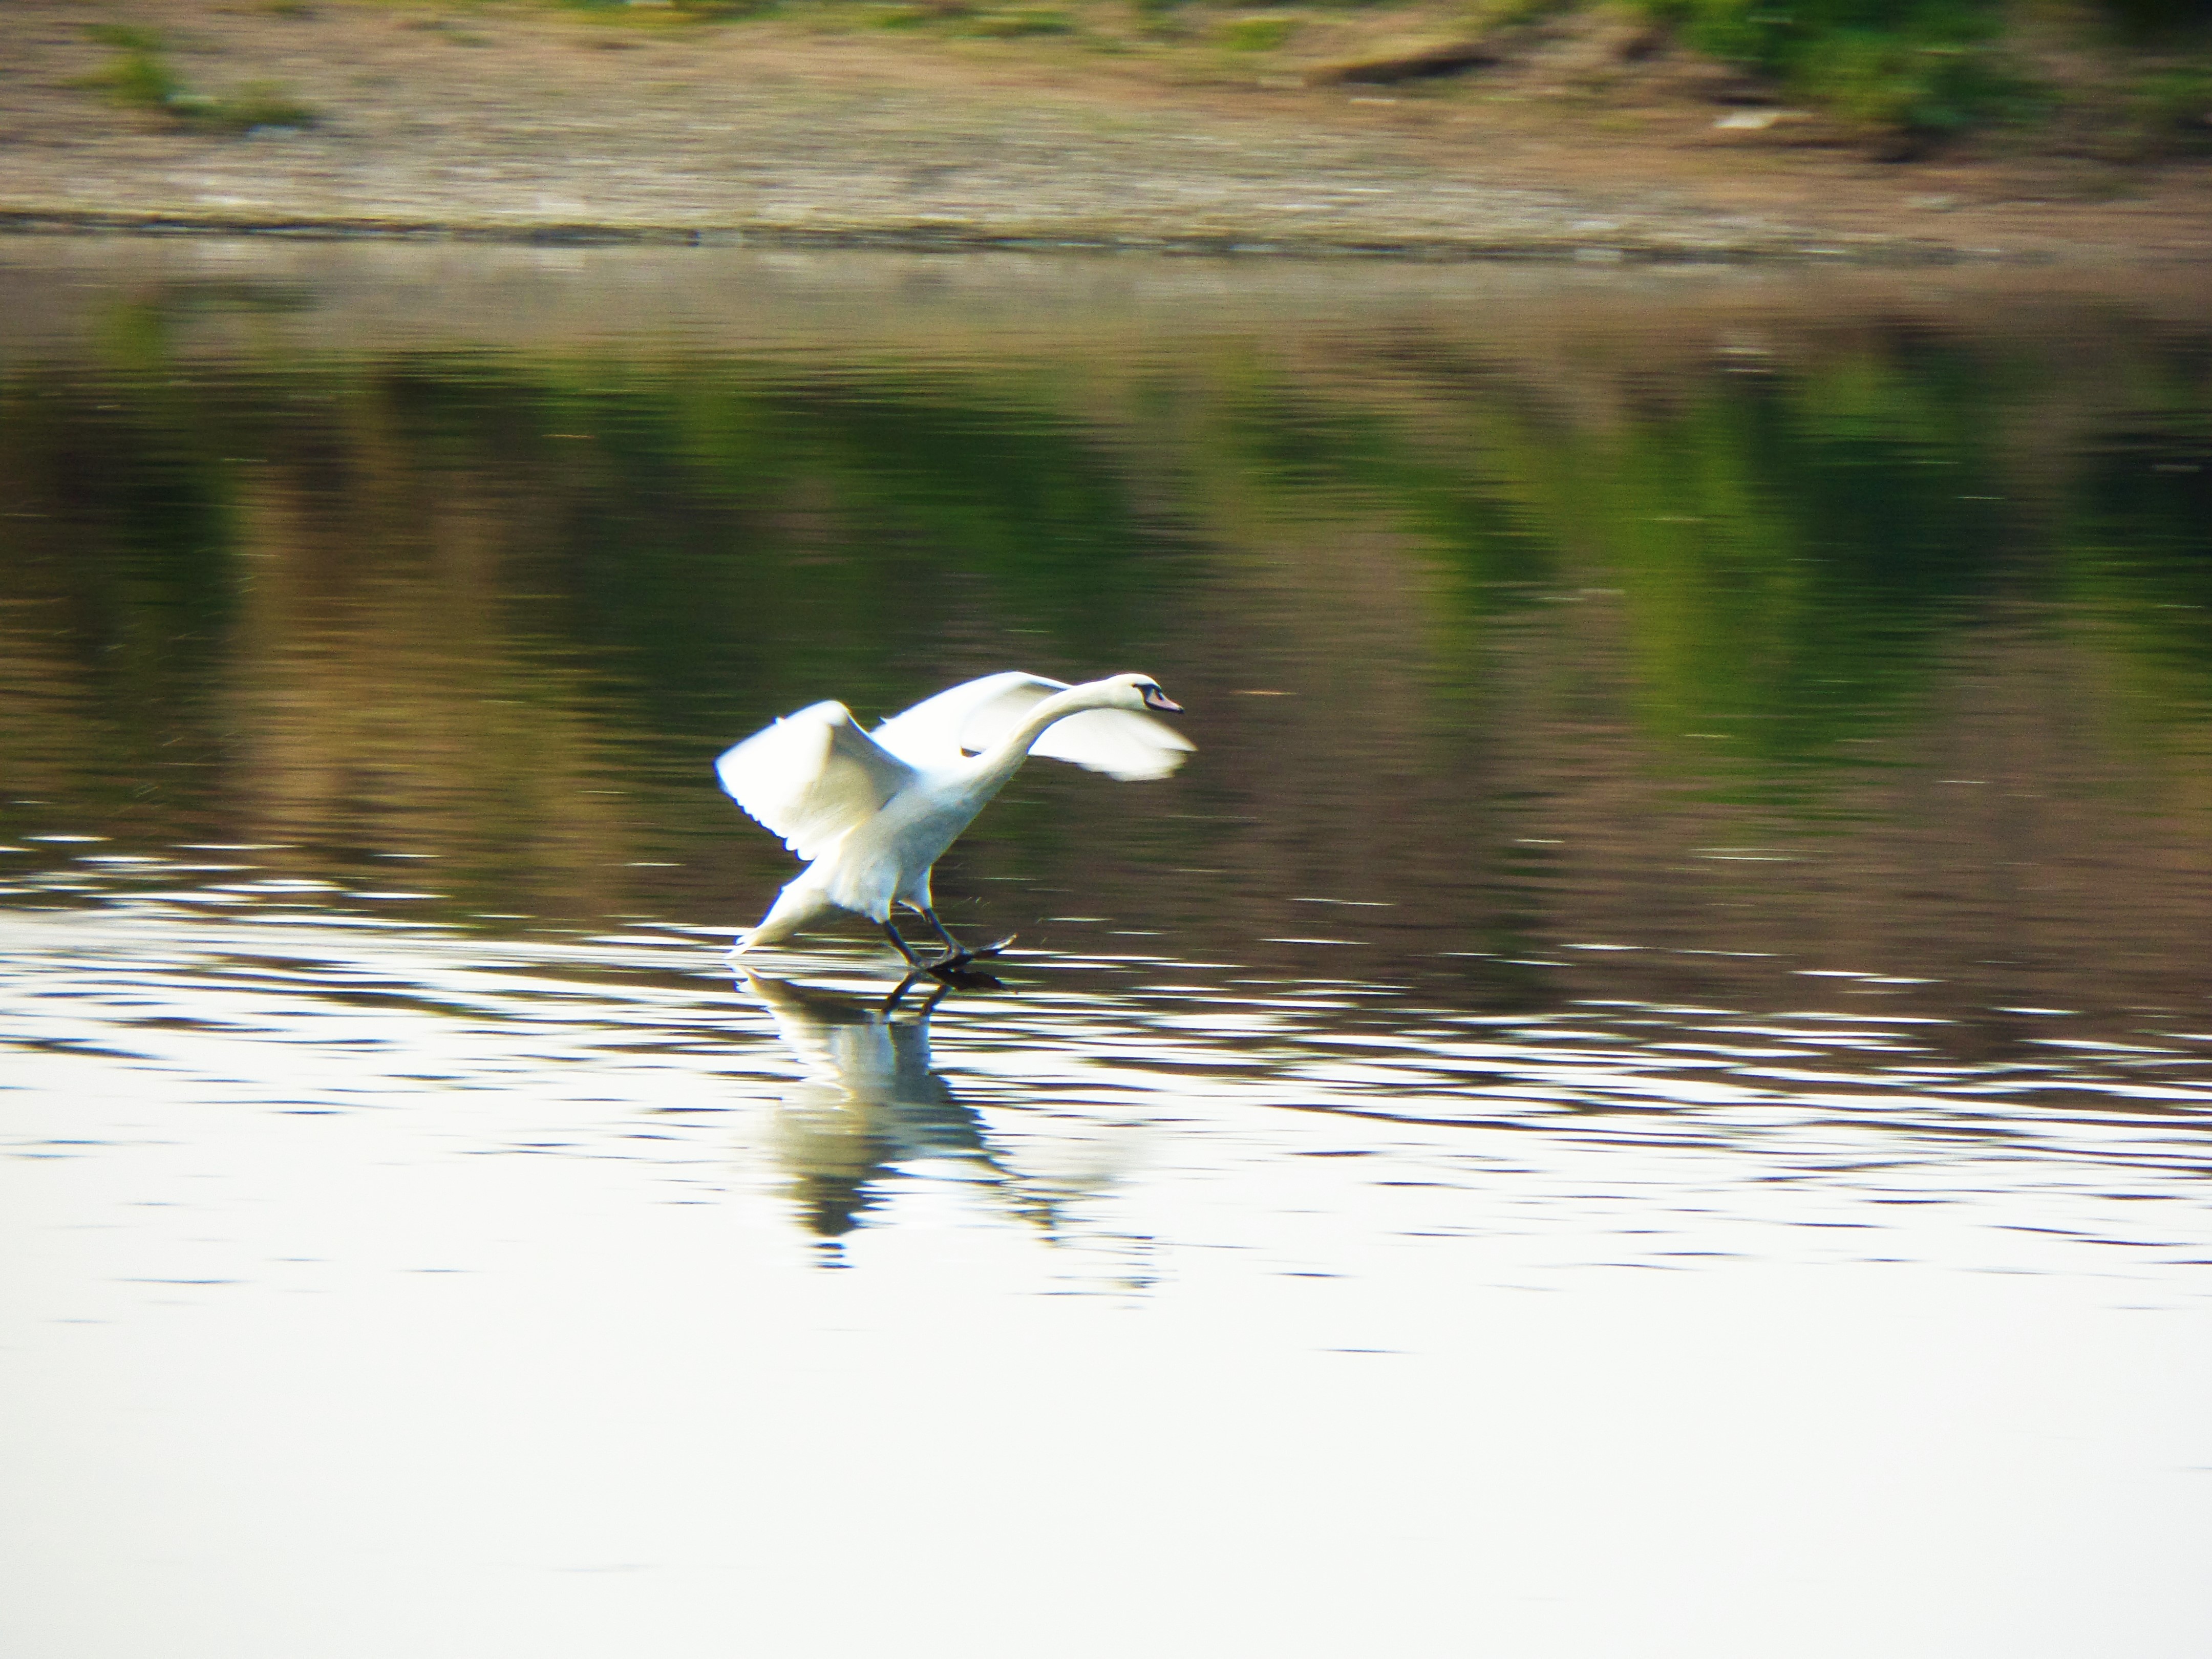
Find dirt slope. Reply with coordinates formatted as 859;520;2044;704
3;0;2209;259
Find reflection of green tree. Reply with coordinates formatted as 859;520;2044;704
0;342;1203;882
1196;339;2024;802
0;363;239;818
1217;381;1557;603
1563;351;2013;800
7;344;1192;690
1191;373;1556;725
2053;370;2212;735
365;356;1196;738
6;307;2210;846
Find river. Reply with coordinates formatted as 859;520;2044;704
2;238;2208;1658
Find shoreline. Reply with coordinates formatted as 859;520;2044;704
0;206;2000;264
7;2;2210;269
10;233;2207;369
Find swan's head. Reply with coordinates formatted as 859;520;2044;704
1098;673;1183;715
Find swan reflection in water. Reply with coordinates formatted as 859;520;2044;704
739;968;1099;1263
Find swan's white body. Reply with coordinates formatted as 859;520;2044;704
718;671;1190;960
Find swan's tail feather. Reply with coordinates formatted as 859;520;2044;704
735;878;835;954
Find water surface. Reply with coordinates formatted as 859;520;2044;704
3;241;2209;1659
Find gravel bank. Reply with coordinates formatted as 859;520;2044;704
6;0;2209;262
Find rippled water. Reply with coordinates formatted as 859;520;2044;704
3;241;2210;1658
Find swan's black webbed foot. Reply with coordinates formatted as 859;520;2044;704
926;963;1005;990
927;933;1016;978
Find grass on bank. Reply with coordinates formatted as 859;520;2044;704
584;0;2212;152
1634;0;2211;149
79;25;321;133
1645;0;2039;139
70;0;2212;156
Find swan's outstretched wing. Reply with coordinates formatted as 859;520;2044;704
1033;702;1195;781
868;673;1060;769
715;700;918;862
871;671;1194;782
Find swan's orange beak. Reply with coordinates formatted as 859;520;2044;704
1142;686;1183;713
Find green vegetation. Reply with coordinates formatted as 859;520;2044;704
853;1;1078;33
328;0;2197;152
1634;0;2037;141
554;0;777;17
1218;13;1299;48
520;0;2210;150
2121;63;2212;153
79;25;185;108
78;25;320;132
961;7;1077;33
1615;0;2212;146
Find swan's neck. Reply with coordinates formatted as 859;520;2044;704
968;687;1098;791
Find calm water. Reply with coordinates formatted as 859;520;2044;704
3;240;2210;1658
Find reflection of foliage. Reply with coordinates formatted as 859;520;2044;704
2098;0;2212;35
462;358;1194;735
1560;347;2011;798
1206;375;1557;615
2056;368;2212;727
1;343;1195;779
0;364;239;816
1181;336;2021;802
4;294;2210;828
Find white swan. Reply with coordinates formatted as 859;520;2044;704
718;671;1191;966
